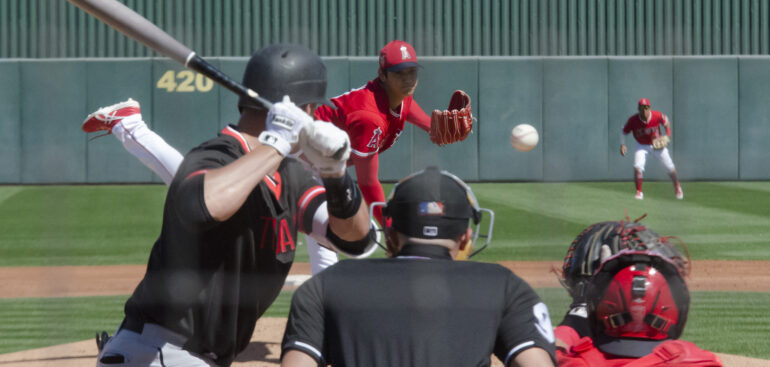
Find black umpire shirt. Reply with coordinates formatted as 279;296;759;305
282;243;557;366
124;126;327;366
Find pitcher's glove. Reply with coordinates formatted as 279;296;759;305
652;135;670;150
430;90;474;146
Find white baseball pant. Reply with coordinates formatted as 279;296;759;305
96;324;217;367
633;143;676;173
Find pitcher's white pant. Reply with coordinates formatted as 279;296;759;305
114;116;339;274
112;116;183;185
305;236;339;274
633;143;676;173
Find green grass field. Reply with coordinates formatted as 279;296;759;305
1;182;769;358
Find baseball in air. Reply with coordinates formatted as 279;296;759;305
510;124;539;152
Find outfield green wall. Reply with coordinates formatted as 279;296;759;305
1;56;768;184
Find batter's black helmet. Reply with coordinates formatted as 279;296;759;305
238;44;327;110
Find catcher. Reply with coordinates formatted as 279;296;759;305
620;98;683;200
553;218;722;366
316;40;473;225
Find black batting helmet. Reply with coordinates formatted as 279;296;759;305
238;44;327;110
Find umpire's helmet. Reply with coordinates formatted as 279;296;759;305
238;44;327;110
586;249;690;358
373;166;495;259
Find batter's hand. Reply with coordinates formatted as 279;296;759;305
620;144;627;156
300;120;351;177
262;96;312;156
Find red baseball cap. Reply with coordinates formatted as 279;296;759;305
638;98;651;106
379;40;421;72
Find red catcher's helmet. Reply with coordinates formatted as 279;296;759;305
587;251;690;358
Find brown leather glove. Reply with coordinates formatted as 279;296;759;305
430;90;474;146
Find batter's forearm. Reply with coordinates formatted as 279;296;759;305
203;144;283;221
322;171;371;241
328;201;371;241
281;350;317;367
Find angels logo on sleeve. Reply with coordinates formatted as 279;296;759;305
366;127;383;149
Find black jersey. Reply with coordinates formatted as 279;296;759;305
124;126;327;366
282;244;557;366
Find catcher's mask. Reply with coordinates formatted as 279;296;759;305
369;166;494;258
587;249;690;358
559;219;687;300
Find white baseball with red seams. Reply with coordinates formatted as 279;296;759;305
510;124;539;152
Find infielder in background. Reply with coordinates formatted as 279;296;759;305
554;220;721;366
281;167;556;367
316;40;473;224
95;44;375;367
620;98;683;200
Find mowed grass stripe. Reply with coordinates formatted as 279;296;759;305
471;182;770;260
0;293;293;354
1;290;768;359
0;187;23;204
1;183;769;265
0;185;166;266
475;182;770;231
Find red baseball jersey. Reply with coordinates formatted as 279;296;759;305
622;111;669;145
555;326;722;367
315;80;412;158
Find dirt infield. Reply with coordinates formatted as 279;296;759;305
0;317;767;367
1;260;769;298
0;261;769;366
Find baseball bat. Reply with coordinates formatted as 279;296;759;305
67;0;272;109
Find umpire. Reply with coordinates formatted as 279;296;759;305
281;167;556;367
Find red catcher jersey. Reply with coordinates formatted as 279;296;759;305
315;80;411;157
622;111;668;145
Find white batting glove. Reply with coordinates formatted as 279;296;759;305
260;95;313;156
300;120;351;176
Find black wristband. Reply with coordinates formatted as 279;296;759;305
321;172;362;219
326;227;375;256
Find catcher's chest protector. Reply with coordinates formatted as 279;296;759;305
556;339;722;367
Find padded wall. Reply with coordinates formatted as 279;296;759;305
673;57;739;180
412;58;479;180
738;58;770;180
21;61;87;183
2;56;768;184
542;58;608;181
152;59;222;170
478;58;543;181
85;60;153;183
0;61;21;183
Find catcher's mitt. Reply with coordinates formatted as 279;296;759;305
430;90;473;146
558;215;689;301
652;135;670;149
